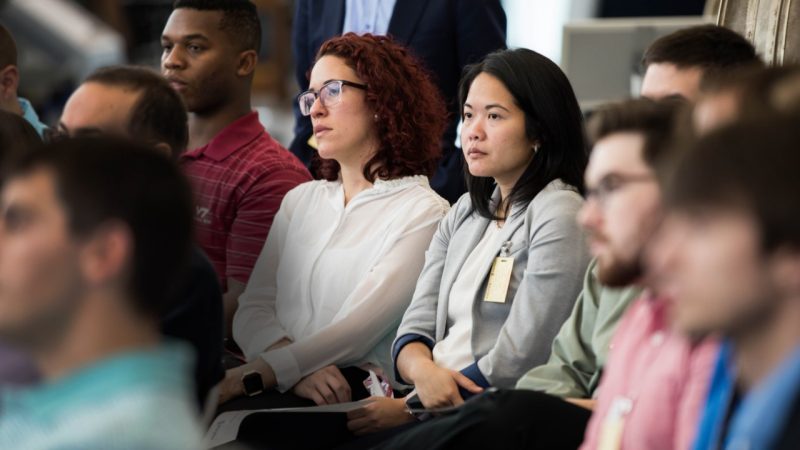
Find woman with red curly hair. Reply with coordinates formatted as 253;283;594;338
218;33;449;416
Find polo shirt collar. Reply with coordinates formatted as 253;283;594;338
184;111;264;162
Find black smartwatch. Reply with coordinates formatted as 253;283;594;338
241;370;264;397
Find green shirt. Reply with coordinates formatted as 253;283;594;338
515;259;641;398
0;343;203;450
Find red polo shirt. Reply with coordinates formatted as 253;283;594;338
180;112;311;290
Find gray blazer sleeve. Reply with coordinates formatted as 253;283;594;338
476;190;590;387
391;195;469;382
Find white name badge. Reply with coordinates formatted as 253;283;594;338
484;256;514;303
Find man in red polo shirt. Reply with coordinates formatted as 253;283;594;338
161;0;311;330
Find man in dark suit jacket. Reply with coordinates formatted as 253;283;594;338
291;0;506;204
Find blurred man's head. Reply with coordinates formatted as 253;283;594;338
768;70;800;114
59;66;188;158
641;25;761;101
579;99;682;286
0;24;20;114
160;0;260;114
693;65;800;134
0;138;193;353
652;118;800;339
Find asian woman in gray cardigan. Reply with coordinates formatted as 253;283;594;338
344;48;591;436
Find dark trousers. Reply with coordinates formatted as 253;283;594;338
369;389;592;450
214;366;371;450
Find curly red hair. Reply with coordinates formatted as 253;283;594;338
312;33;447;181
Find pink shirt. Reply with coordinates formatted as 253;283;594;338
580;294;717;450
180;112;311;290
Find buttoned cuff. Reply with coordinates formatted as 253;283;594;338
260;347;301;393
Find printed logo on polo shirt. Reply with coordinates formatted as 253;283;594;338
195;206;212;225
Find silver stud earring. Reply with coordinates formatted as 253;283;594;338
374;114;379;121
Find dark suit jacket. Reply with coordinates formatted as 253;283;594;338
775;388;800;450
290;0;507;204
161;246;225;408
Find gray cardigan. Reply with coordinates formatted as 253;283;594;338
393;179;590;388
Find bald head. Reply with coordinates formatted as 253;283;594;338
59;66;189;158
60;82;142;139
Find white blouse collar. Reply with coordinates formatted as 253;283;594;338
372;175;430;191
324;174;431;209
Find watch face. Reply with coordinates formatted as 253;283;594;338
242;371;264;396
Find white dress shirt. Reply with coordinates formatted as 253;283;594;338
233;175;449;391
342;0;398;35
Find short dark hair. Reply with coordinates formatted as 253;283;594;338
459;48;588;220
173;0;261;52
642;25;762;78
666;116;800;252
702;65;800;120
0;24;17;68
6;137;194;317
0;110;40;167
85;66;189;157
587;98;685;168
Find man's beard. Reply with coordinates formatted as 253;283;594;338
597;251;643;287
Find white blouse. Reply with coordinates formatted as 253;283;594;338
233;175;449;392
432;222;504;371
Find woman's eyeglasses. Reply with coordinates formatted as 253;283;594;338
297;80;367;116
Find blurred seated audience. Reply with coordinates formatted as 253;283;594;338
651;114;800;450
574;99;717;450
0;3;796;448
